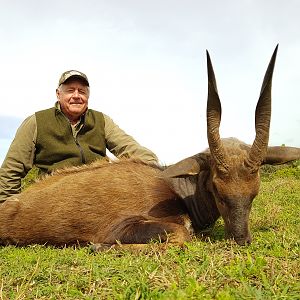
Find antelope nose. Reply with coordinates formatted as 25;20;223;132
235;235;252;246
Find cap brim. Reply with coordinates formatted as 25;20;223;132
60;75;89;86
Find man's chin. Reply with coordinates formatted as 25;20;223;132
69;105;86;112
67;110;84;118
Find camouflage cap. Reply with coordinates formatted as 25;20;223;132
58;70;89;87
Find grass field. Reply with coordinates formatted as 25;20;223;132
0;163;299;299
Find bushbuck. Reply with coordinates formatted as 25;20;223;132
0;45;299;249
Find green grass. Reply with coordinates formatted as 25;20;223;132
1;164;299;299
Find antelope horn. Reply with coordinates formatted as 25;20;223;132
247;45;279;170
206;50;228;173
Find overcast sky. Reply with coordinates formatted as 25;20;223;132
0;0;299;165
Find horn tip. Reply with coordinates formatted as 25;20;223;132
206;50;210;59
273;44;279;57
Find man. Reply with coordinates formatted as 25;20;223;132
0;70;158;203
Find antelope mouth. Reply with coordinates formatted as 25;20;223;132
234;235;252;246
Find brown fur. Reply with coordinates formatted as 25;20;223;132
0;159;190;248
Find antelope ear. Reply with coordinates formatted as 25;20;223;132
163;153;209;178
263;146;300;165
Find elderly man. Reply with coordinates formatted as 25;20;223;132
0;70;158;203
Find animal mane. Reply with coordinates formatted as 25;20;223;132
48;158;157;177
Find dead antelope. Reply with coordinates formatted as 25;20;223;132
164;44;300;245
0;45;299;249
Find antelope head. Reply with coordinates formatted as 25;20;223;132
206;45;278;245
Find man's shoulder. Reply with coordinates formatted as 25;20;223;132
21;114;36;126
15;114;37;135
35;107;56;115
88;108;103;114
87;109;105;119
88;109;110;119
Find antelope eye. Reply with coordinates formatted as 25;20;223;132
218;198;227;206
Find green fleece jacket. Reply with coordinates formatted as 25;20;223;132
0;104;158;202
35;107;107;172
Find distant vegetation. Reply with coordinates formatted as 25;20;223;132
260;159;300;180
2;161;299;299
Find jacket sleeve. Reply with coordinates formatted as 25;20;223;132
103;114;159;164
0;115;36;203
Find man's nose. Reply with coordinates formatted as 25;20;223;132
72;90;80;97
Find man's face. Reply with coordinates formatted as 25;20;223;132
56;79;89;123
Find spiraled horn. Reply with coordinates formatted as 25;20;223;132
247;45;278;170
206;50;228;173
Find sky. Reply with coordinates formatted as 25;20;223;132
0;0;300;166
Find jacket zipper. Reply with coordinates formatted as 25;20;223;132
70;123;86;164
74;136;86;164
